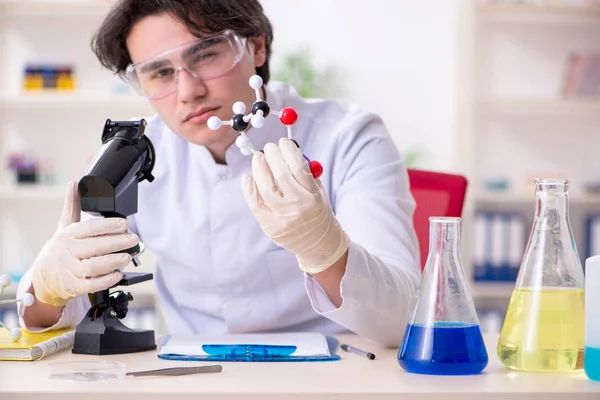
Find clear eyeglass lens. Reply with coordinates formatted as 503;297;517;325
133;33;242;99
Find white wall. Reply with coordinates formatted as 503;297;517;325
0;0;470;276
261;0;467;172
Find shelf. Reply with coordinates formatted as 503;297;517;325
472;281;514;299
474;189;600;206
474;190;533;204
478;98;600;116
0;184;65;201
0;0;113;16
477;3;600;24
0;93;153;111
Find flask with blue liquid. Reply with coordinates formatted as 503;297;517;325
398;217;488;375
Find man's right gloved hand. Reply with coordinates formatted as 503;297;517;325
30;181;140;308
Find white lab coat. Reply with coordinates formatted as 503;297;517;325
18;82;421;347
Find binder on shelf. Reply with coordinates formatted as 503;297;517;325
120;307;157;331
473;212;490;281
0;307;18;330
489;213;506;281
586;214;600;259
473;211;526;282
157;332;340;362
477;308;505;334
507;214;525;281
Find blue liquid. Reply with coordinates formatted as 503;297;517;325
397;323;488;375
585;347;600;381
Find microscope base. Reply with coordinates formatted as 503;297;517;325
72;275;157;355
72;310;156;355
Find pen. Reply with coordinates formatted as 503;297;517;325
340;344;376;360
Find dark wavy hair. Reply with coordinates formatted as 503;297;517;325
91;0;274;83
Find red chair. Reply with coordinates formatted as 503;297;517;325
407;168;468;271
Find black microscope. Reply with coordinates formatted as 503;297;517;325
72;118;157;355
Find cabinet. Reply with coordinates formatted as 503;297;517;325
0;0;158;331
468;1;600;329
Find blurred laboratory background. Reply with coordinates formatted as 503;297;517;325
1;0;600;337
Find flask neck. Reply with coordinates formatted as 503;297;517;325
534;181;569;221
516;179;584;291
428;218;460;256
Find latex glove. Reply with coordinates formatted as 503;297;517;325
241;138;350;274
30;181;139;307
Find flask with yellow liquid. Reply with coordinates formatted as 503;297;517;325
498;178;585;372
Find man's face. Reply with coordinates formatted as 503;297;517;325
126;13;266;147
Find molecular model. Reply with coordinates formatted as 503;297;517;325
207;75;323;179
0;274;34;342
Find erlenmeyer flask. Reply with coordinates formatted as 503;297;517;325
498;178;585;372
398;217;488;375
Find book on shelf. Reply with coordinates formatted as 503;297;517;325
562;52;600;99
474;211;600;283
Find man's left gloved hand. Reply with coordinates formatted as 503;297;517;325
241;137;350;275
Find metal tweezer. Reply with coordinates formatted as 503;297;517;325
126;365;223;377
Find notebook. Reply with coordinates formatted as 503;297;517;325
158;332;340;362
0;328;75;361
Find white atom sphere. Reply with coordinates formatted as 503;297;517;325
10;328;22;342
21;292;35;307
232;101;246;115
251;114;266;128
207;116;222;130
0;274;10;288
241;147;253;156
235;135;252;149
249;75;263;90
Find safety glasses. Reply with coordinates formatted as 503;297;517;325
125;30;247;99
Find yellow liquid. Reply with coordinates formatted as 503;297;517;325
497;287;584;372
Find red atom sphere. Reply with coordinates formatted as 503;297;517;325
309;160;323;179
280;107;298;126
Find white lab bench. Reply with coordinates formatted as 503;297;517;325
1;333;599;399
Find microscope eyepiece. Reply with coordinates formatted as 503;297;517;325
78;118;156;218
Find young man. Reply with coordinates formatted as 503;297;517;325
17;0;420;347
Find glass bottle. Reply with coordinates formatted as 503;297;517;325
585;256;600;381
398;217;488;375
497;178;585;372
